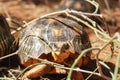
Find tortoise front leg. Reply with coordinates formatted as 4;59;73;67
22;64;52;79
22;63;84;80
22;63;67;79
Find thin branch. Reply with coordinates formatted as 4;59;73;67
0;52;17;60
113;52;120;80
66;48;99;80
65;11;109;38
86;0;99;13
96;34;117;80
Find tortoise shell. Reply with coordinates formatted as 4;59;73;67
60;0;99;13
0;14;15;61
18;14;91;65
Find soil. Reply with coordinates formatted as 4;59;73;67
0;0;120;80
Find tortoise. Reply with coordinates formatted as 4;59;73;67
0;14;19;67
0;14;15;62
59;0;100;13
17;13;92;79
0;14;13;57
